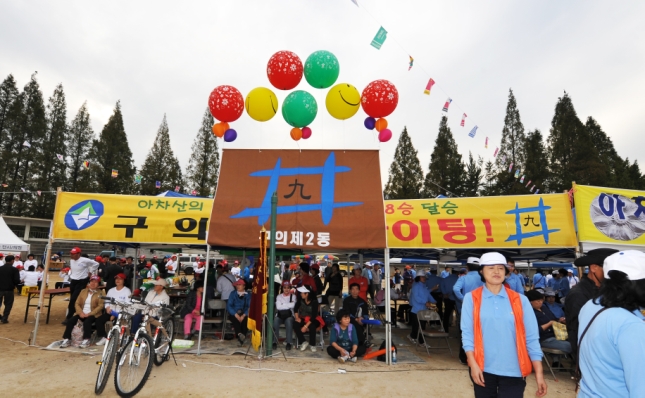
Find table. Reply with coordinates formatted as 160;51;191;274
391;297;409;324
24;288;71;324
168;293;187;307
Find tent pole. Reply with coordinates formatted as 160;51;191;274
197;232;210;356
133;247;139;292
384;248;392;365
266;192;278;356
32;187;62;346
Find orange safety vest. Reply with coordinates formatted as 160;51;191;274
471;285;533;377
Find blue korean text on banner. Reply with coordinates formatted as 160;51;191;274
508;163;513;173
442;98;452;112
514;169;520;179
371;27;388;49
468;125;478;138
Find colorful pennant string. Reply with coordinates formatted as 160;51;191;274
442;98;452;112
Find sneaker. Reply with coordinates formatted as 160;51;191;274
183;334;191;340
238;333;246;343
1;318;7;324
237;338;244;347
310;346;317;352
61;319;68;325
96;337;107;346
283;341;288;346
299;341;309;351
60;339;70;348
63;297;70;301
350;356;357;363
285;343;292;351
338;355;346;364
80;339;90;348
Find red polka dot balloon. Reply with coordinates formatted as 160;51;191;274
267;51;303;90
360;79;399;118
208;85;244;123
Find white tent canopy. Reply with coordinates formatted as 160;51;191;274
0;216;30;252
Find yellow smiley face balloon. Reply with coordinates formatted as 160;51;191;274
245;87;279;122
325;83;360;120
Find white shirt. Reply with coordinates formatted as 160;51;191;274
82;292;93;314
24;259;38;270
145;289;170;306
19;270;26;282
59;271;70;283
105;286;132;309
69;257;100;280
13;260;23;268
216;273;236;301
144;265;159;279
275;293;296;312
568;275;579;288
166;260;176;275
231;266;241;278
23;271;40;286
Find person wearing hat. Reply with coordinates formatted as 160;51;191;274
60;275;106;348
273;281;296;350
409;269;437;346
542;288;565;319
567;269;579;289
361;262;375;300
577;250;645;397
64;247;100;324
402;265;414;295
13;253;23;268
216;264;236;302
564;248;618;358
293;286;320;352
56;267;71;289
141;260;160;280
226;279;251;346
546;270;558;289
98;273;132;345
453;257;484;364
231;260;241;279
165;256;176;278
103;257;123;292
461;252;546;397
0;255;20;323
180;280;205;340
130;278;170;334
348;265;369;301
526;289;571;368
0;252;5;266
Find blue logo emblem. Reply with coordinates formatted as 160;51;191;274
64;200;104;231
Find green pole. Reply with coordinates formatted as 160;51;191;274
266;192;278;356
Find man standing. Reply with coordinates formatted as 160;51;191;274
567;269;579;288
0;255;20;323
440;268;459;333
452;257;483;364
424;269;443;323
533;270;546;289
103;257;123;292
564;248;617;358
440;267;450;279
505;258;525;294
64;247;99;324
362;263;374;300
372;264;382;292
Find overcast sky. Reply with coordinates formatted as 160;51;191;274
1;0;644;189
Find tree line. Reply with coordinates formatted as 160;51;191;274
384;89;644;199
0;73;220;219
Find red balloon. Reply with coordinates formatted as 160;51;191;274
208;85;244;122
267;51;303;90
361;80;399;118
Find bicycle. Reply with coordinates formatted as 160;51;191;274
95;297;136;395
149;305;176;366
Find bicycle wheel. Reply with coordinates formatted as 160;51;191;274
95;328;119;395
153;319;175;366
114;333;154;397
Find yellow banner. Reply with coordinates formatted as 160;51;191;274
573;184;645;245
52;192;213;244
385;194;576;249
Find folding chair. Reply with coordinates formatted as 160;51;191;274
295;306;326;350
542;348;574;381
415;309;453;357
204;299;231;340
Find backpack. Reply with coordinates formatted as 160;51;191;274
376;339;397;362
333;323;354;348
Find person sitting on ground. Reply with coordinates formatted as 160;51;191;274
57;267;71;289
342;283;369;345
293;285;320;352
273;281;296;350
99;273;132;346
180;280;205;340
22;265;40;287
327;309;366;363
348;265;369;301
227;279;251;346
526;289;571;368
60;276;107;349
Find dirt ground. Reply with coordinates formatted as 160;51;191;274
0;273;577;397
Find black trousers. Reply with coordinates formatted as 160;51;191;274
410;312;426;343
228;314;248;337
63;314;108;340
0;290;15;318
431;292;444;322
470;371;526;398
442;298;456;333
66;278;89;319
294;318;320;345
326;344;367;358
397;304;411;323
350;319;365;344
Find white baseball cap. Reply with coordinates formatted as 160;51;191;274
603;250;645;281
296;286;310;293
416;269;426;277
479;252;507;266
466;257;480;265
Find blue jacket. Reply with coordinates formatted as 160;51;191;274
533;273;546;288
243;267;251;282
505;273;525;294
557;277;570;298
453;271;484;301
409;281;436;314
440;274;459;300
440;270;450;278
424;274;441;293
226;291;251;316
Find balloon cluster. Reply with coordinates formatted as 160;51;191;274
207;50;398;143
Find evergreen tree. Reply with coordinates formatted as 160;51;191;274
383;127;424;199
88;101;136;194
31;84;67;217
0;75;20;193
185;109;220;197
494;89;527;195
422;116;464;197
66;102;95;192
480;160;497;196
139;115;183;195
547;93;605;192
523;129;549;192
4;73;47;216
462;152;483;197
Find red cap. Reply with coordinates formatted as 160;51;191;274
95;256;104;263
234;260;239;264
171;255;177;258
139;255;146;259
153;255;158;259
0;253;4;258
70;247;81;254
119;258;126;263
115;273;127;280
16;265;23;269
145;263;151;268
232;279;245;286
90;275;101;282
311;264;320;270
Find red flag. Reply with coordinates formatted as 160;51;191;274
423;78;435;95
248;229;268;351
460;113;467;127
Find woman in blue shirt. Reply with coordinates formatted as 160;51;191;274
461;252;546;398
408;269;436;346
327;309;365;363
578;250;645;398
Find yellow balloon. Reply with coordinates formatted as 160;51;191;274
245;87;278;122
326;83;360;120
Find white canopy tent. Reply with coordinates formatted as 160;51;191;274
0;216;30;252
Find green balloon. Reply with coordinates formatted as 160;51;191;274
282;90;318;128
304;50;340;89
